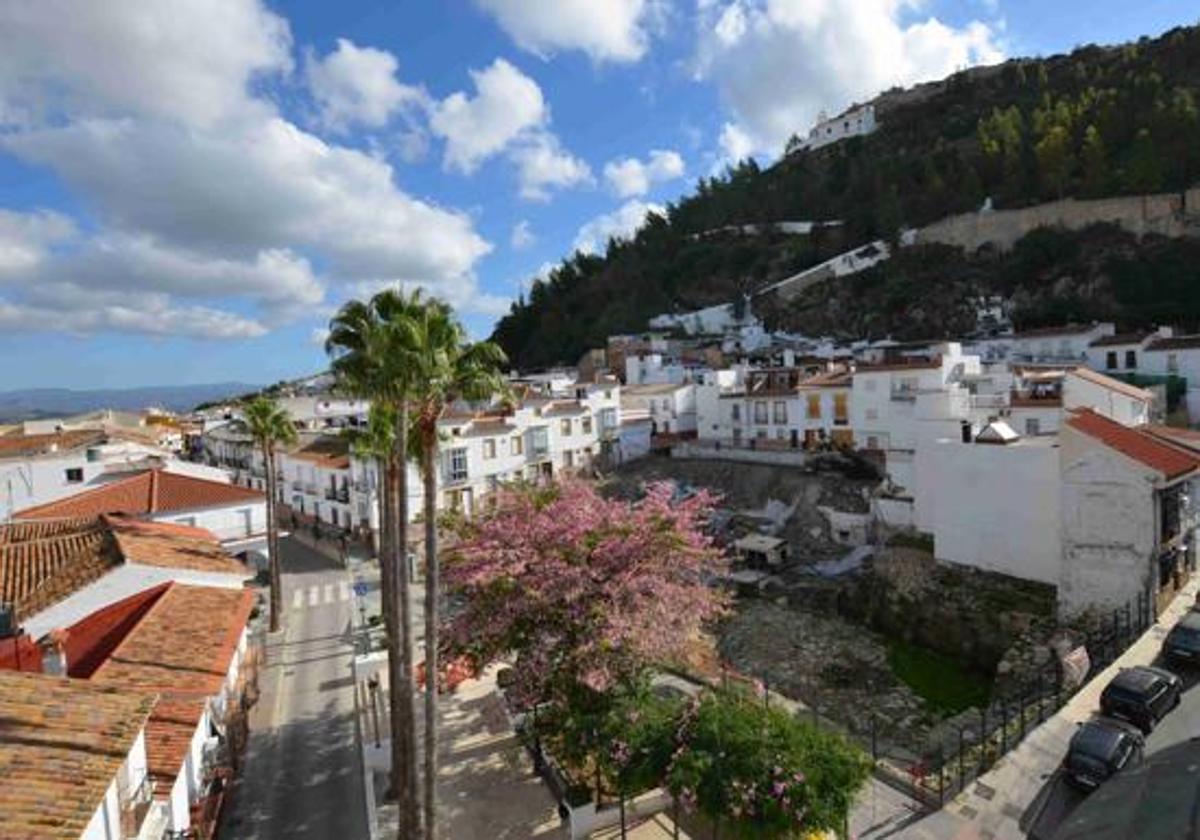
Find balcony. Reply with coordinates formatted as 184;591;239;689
291;480;304;492
1010;389;1062;409
337;487;350;503
304;483;317;495
890;387;918;402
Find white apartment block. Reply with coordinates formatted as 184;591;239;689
705;367;853;450
621;383;696;436
1;430;229;523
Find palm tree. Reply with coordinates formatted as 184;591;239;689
242;396;297;633
344;404;396;634
326;290;424;838
408;298;508;836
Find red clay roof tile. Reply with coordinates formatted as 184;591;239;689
1066;409;1200;480
13;468;262;519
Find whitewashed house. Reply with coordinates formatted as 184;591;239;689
621;382;696;436
1143;334;1200;420
0;671;163;840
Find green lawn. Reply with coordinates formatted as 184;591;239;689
887;640;992;715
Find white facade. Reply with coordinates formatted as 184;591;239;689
621;383;696;435
81;729;153;840
919;434;1062;587
798;103;877;151
1;440;228;523
1143;337;1200;420
340;383;624;536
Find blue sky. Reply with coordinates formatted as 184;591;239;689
0;0;1194;390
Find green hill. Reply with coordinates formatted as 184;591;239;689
492;25;1200;369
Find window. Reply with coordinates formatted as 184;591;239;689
661;398;670;411
511;435;523;455
64;467;84;483
529;427;549;455
447;448;468;482
731;404;741;421
560;418;572;436
1025;417;1040;436
755;429;767;439
483;438;496;459
773;401;787;424
806;394;821;419
1106;351;1118;370
833;393;849;422
564;450;574;468
866;436;879;449
865;408;878;421
582;416;592;435
754;401;768;424
1125;350;1137;369
732;428;742;444
1169;353;1180;374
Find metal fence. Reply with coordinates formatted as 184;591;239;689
819;590;1155;807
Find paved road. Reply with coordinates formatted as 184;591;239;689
1022;649;1200;839
221;536;369;840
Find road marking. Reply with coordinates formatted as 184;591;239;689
340;582;350;601
324;583;335;603
292;588;303;609
308;586;319;607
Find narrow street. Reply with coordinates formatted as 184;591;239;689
221;536;369;840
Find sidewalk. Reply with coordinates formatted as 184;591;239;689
896;576;1200;840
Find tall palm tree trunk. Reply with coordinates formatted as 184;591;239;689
266;446;282;633
378;456;394;649
393;404;422;838
422;435;439;838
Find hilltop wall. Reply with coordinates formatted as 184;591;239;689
915;187;1200;252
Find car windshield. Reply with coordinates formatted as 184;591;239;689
1172;626;1200;645
1105;686;1144;706
1067;750;1111;779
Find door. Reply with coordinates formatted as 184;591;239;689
790;429;799;449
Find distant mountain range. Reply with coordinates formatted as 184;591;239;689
0;382;260;423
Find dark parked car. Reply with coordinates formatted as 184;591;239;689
1163;611;1200;666
1099;666;1182;733
1062;718;1144;791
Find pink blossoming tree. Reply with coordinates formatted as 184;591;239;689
443;479;730;707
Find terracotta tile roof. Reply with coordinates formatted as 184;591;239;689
0;429;105;459
106;516;249;576
91;583;255;785
855;358;941;373
0;670;156;840
289;436;351;469
622;383;686;396
801;370;853;387
1068;367;1154;401
13;468;263;520
1146;335;1200;352
0;518;119;622
0;516;246;622
1012;323;1104;339
1089;331;1154;348
1066;408;1200;480
1144;425;1200;453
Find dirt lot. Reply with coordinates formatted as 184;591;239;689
606;455;877;564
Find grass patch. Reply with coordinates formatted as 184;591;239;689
887;640;992;715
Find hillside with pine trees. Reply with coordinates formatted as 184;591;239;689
492;25;1200;369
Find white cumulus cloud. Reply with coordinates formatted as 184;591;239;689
510;133;593;201
696;0;1004;156
305;38;428;132
474;0;663;62
573;199;664;255
429;58;547;173
603;149;685;197
0;0;498;339
511;220;536;250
